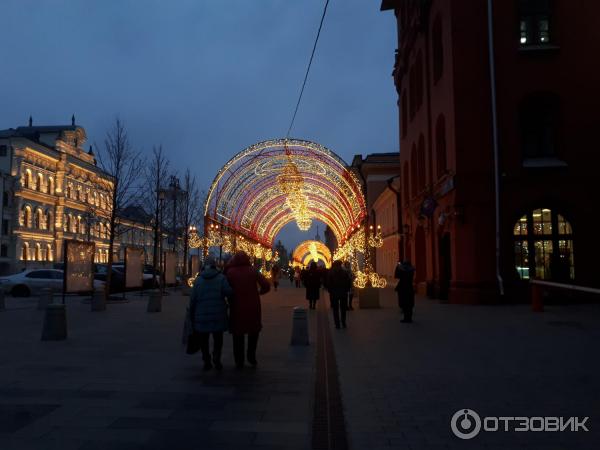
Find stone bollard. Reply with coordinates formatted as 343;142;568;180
41;304;67;341
0;290;5;311
147;291;162;313
91;287;106;312
290;306;309;346
37;288;54;310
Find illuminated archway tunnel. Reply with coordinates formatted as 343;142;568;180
204;139;366;248
292;240;332;268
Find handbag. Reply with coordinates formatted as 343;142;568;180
186;331;201;355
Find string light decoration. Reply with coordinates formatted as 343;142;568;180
203;139;366;248
188;225;202;248
292;240;332;268
368;224;383;248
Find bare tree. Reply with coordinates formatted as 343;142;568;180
178;169;203;278
144;146;170;283
96;118;142;298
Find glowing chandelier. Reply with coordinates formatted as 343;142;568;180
277;152;312;231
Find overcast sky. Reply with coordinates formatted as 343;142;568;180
2;0;398;251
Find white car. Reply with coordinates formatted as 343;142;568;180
0;269;104;297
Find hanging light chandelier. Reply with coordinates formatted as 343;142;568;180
277;146;312;231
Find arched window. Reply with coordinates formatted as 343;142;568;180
519;92;560;160
77;215;83;234
69;214;76;233
401;90;408;138
21;243;29;261
46;210;53;231
23;206;32;228
34;208;43;229
403;162;410;206
48;177;54;194
432;15;444;83
435;115;447;178
24;169;33;189
514;208;574;281
77;186;82;201
410;144;418;198
417;135;426;190
37;173;44;192
66;183;72;199
99;222;105;239
100;194;106;210
35;243;42;261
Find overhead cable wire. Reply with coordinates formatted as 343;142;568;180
286;0;331;139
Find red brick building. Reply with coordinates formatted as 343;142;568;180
381;0;599;303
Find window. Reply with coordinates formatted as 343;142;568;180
519;93;560;160
519;0;553;46
21;243;29;261
513;208;574;281
401;90;408;138
47;245;54;262
22;206;32;228
48;177;54;195
417;135;426;190
410;144;418;198
435;115;447;178
2;219;9;235
37;173;44;192
0;244;7;257
34;208;43;229
2;191;8;206
403;162;410;206
0;145;7;156
432;15;444;83
26;270;52;279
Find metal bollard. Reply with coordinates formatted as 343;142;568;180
531;283;544;312
290;306;309;346
147;291;162;313
91;287;106;311
41;304;67;340
0;290;5;311
37;288;54;310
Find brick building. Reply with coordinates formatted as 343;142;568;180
381;0;599;302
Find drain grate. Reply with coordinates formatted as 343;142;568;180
312;301;348;450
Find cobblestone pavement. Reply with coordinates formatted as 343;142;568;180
2;284;599;450
0;287;315;450
332;288;600;450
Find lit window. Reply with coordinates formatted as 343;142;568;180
513;208;574;281
519;0;553;47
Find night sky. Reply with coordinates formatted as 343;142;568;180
2;0;397;251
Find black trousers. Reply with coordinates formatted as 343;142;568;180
347;290;354;309
330;294;347;327
233;333;259;367
198;332;223;363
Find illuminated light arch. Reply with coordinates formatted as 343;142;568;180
292;240;332;268
204;139;366;247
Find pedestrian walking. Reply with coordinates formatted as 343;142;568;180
225;251;270;368
326;260;352;329
343;261;356;310
294;266;301;288
270;264;281;291
394;260;415;323
303;261;321;310
189;256;233;371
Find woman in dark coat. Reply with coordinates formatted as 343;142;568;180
394;260;415;323
189;256;232;371
225;251;270;368
303;261;321;310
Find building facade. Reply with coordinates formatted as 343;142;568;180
381;0;600;302
0;122;158;275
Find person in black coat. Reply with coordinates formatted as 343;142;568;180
394;260;415;323
326;260;352;328
303;262;321;310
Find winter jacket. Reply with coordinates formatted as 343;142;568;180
225;252;270;334
303;268;322;300
326;266;352;298
189;266;233;333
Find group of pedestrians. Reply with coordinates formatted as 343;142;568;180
188;252;270;371
299;261;355;329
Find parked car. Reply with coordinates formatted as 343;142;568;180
94;264;125;294
0;269;104;297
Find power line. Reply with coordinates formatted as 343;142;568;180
286;0;331;139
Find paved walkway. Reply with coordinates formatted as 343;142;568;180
1;284;599;449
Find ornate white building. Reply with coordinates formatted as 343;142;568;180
0;121;116;274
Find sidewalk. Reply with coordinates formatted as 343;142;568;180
0;287;315;450
332;288;600;450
